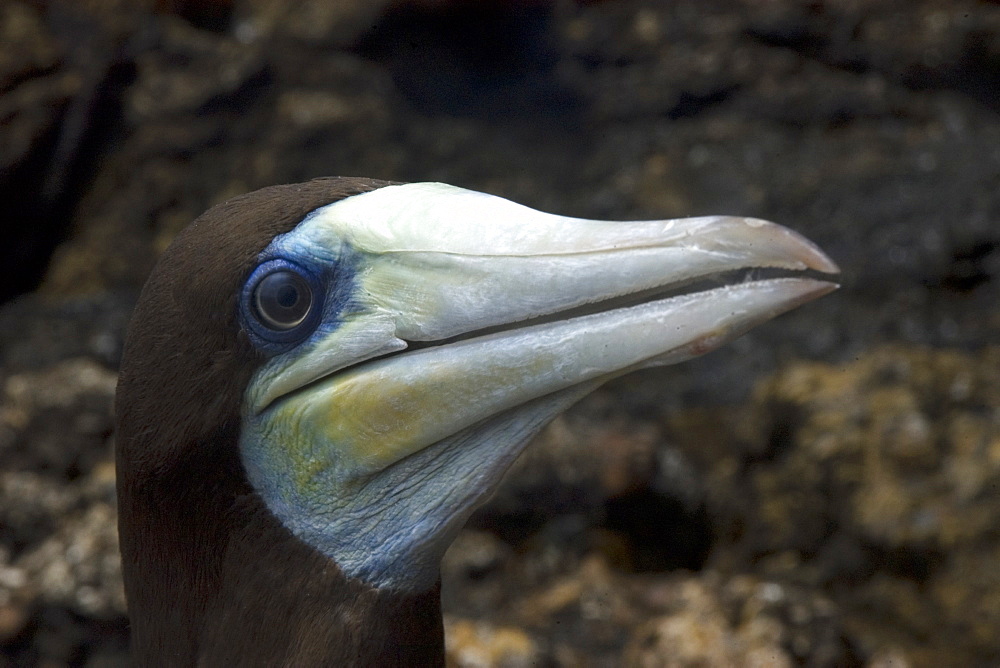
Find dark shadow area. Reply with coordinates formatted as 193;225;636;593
1;606;128;668
747;13;1000;115
0;15;137;305
900;28;1000;115
931;237;997;293
355;0;583;119
818;534;945;592
602;488;713;572
865;542;945;584
756;402;801;463
154;0;234;33
469;507;555;548
665;85;741;120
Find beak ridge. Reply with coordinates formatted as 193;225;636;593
308;184;839;342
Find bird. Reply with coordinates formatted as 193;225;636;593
115;176;838;665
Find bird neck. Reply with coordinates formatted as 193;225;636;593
117;431;445;665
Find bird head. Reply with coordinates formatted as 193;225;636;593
117;177;838;599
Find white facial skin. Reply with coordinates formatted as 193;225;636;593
239;183;838;591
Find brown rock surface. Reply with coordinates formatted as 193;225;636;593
1;0;999;664
667;346;1000;665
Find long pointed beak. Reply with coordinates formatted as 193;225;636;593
324;183;837;341
249;183;838;479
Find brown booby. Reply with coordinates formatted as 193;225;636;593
115;177;838;664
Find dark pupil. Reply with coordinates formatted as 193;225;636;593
276;284;299;308
254;270;312;330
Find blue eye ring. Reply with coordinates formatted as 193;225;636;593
241;258;324;349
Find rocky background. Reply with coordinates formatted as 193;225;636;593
1;0;999;665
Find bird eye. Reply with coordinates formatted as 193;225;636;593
241;259;324;349
254;271;312;330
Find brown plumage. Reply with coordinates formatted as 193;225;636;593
116;175;838;665
115;177;444;664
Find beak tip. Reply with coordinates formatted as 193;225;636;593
809;252;841;275
801;278;841;302
785;229;839;275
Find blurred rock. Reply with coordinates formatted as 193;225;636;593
17;491;123;618
2;0;1000;664
0;0;156;302
622;577;793;668
0;3;74;172
0;358;124;664
679;345;1000;665
469;395;715;575
481;397;662;519
0;358;116;476
751;346;1000;552
234;0;394;47
444;549;858;667
0;293;133;372
444;617;540;668
125;15;266;124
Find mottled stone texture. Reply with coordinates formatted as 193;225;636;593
1;0;998;665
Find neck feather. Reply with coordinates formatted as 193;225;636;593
116;426;444;665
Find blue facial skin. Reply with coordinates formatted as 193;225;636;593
235;210;584;592
239;224;361;357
